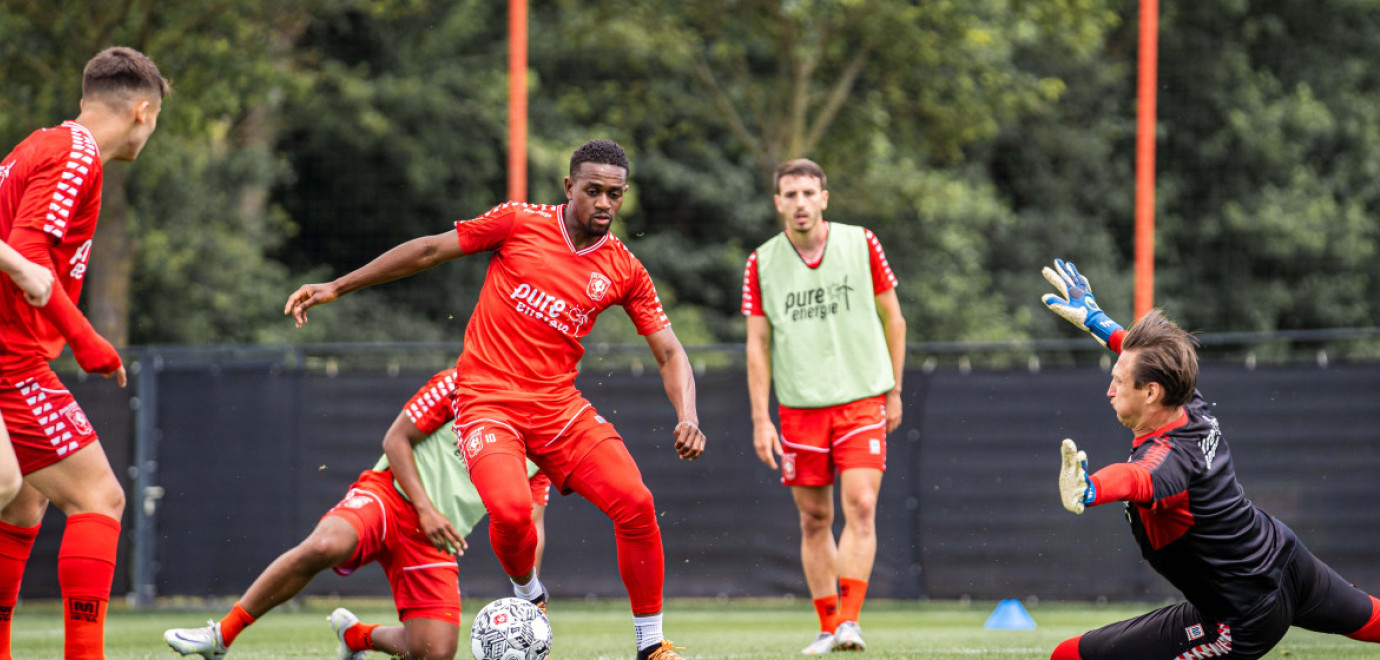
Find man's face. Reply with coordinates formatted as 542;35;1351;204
774;174;828;234
117;96;162;161
1108;350;1151;430
564;162;628;236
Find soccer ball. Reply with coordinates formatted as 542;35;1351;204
470;597;552;660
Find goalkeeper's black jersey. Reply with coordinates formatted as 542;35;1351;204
1124;390;1298;623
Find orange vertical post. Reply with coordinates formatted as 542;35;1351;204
1134;0;1159;321
508;0;528;202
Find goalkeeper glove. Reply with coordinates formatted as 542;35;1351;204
1041;259;1123;349
1059;438;1096;515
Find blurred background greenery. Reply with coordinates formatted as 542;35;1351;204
3;0;1377;349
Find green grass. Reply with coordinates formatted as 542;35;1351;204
11;598;1380;659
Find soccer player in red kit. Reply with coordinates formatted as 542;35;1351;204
1043;259;1380;660
285;140;705;660
0;47;169;660
0;245;54;508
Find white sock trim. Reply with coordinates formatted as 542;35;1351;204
634;613;664;651
511;576;544;600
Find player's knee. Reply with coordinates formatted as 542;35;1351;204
0;473;21;509
405;635;458;660
608;484;656;530
294;533;353;570
797;505;832;534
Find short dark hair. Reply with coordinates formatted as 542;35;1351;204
773;158;827;193
569;139;629;179
1121;309;1199;407
83;47;171;102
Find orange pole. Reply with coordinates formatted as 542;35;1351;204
1133;0;1159;321
507;0;528;202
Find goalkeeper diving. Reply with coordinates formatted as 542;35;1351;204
1040;259;1380;660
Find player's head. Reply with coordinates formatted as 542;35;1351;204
773;158;829;235
564;140;630;237
1108;309;1199;428
81;47;171;161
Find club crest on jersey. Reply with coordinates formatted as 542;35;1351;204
782;453;797;481
586;272;612;301
464;427;485;459
59;403;93;436
340;493;372;510
1185;623;1204;641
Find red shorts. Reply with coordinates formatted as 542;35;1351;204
454;389;619;495
325;469;461;624
529;470;552;507
778;395;888;487
0;368;99;475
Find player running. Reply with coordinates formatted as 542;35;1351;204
284;139;705;660
0;47;168;660
164;368;551;659
742;159;906;654
1041;259;1380;659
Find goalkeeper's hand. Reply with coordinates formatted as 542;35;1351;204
1059;439;1096;515
1041;259;1123;349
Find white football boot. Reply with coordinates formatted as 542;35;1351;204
801;631;836;655
163;620;228;659
328;607;367;660
832;621;866;652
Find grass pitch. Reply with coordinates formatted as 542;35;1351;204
11;598;1380;659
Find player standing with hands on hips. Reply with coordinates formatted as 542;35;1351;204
0;47;169;660
1041;259;1380;659
742;159;906;654
285;140;705;660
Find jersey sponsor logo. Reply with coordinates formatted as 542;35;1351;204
782;452;797;481
586;272;612;301
510;282;574;334
1186;623;1204;641
1200;417;1221;470
69;239;93;280
60;402;93;436
782;275;855;322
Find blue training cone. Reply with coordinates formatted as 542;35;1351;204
983;599;1037;630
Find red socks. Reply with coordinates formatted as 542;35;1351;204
1051;636;1083;660
812;595;840;633
838;577;868;623
58;513;120;660
218;602;257;647
344;622;379;651
1347;596;1380;643
0;521;39;660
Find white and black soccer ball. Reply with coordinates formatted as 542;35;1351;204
470;597;552;660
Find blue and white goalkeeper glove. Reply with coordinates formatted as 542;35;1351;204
1059;439;1095;515
1041;259;1123;349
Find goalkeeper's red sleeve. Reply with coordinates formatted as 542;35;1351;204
1089;462;1153;505
9;228;122;374
1108;328;1127;354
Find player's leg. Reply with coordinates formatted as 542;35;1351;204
0;482;45;660
466;450;542;592
365;616;458;660
1051;601;1243;660
1286;543;1380;642
562;437;671;657
531;470;551;576
0;423;22;508
23;441;125;660
833;467;881;651
780;404;842;652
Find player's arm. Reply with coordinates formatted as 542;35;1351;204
745;314;782;469
875;288;906;433
644;326;706;460
0;241;53;306
1058;438;1155;514
1040;259;1126;353
8;227;125;385
381;410;468;554
285;230;465;327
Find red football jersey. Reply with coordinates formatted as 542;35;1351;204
404;368;460;435
741;225;897;316
0;121;104;369
453;202;670;393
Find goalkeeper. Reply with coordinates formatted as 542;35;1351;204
1042;259;1380;660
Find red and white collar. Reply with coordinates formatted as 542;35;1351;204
61;121;101;158
557;203;610;256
